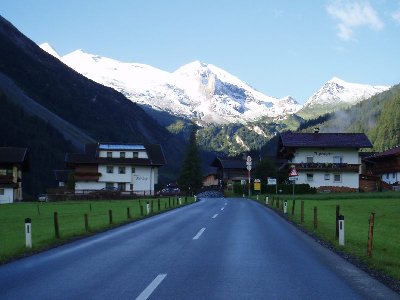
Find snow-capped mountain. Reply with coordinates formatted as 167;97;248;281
40;43;301;124
302;77;390;112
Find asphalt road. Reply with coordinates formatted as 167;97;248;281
0;198;398;300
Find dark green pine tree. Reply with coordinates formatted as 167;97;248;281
178;126;203;195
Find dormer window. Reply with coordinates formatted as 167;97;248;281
120;152;125;158
132;152;139;159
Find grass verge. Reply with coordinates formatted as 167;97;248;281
0;196;194;263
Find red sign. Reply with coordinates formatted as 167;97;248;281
289;165;298;177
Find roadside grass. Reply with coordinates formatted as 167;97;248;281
0;197;193;263
251;193;400;281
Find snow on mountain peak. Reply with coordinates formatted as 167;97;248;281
39;42;60;59
303;77;390;109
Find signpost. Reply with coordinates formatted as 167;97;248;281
254;179;261;193
246;156;252;197
267;178;278;194
288;165;299;201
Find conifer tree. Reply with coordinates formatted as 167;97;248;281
178;126;203;195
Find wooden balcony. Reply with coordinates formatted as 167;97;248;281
293;163;359;172
74;172;101;181
0;175;14;184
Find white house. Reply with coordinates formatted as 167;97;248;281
0;147;29;204
66;143;166;195
277;131;372;192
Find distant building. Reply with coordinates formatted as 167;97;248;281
66;143;166;195
277;131;372;192
0;147;29;204
202;173;219;187
364;146;400;186
211;156;257;190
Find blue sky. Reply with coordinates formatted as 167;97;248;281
2;0;400;103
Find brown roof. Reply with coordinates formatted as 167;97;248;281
66;143;166;167
280;132;373;148
365;146;400;160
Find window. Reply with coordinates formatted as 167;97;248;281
334;174;341;182
130;184;133;190
0;169;12;176
306;173;314;181
118;183;125;191
0;189;4;195
131;167;136;173
120;152;125;158
106;166;114;173
107;152;112;158
306;156;313;163
333;156;342;164
393;173;396;179
324;174;330;180
132;152;139;159
118;166;126;174
105;182;114;190
386;174;389;179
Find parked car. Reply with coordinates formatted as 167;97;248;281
38;194;48;202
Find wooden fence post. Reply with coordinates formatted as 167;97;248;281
140;205;143;216
314;207;318;229
158;199;160;211
367;212;376;257
292;199;296;216
109;209;113;224
84;213;89;232
54;212;60;239
301;201;304;223
127;207;131;219
336;205;340;239
37;204;40;216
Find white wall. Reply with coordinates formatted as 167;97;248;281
98;150;148;159
297;171;359;188
0;188;14;204
98;165;132;183
381;172;400;184
75;165;159;192
292;148;359;164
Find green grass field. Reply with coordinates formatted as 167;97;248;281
252;192;400;281
0;197;194;263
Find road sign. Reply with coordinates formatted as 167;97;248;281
289;165;298;177
254;182;261;191
288;176;299;181
267;178;277;185
246;156;252;171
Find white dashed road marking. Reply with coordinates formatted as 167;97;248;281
136;274;167;300
193;227;206;240
212;214;218;219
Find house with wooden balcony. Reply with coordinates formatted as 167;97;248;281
363;146;400;186
0;147;29;204
277;130;372;192
66;142;166;195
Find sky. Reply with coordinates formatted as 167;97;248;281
1;0;400;103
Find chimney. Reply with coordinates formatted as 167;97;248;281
314;127;320;134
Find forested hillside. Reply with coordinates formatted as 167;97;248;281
0;91;74;197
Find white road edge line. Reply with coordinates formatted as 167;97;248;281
136;273;167;300
193;227;206;240
212;214;218;219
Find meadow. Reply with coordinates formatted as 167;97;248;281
0;197;193;263
252;192;400;281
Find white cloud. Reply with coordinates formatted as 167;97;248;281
326;1;384;40
392;10;400;23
